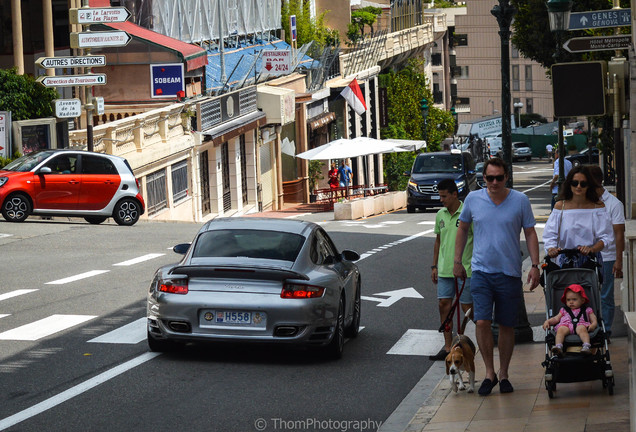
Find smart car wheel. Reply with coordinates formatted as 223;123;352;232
84;216;107;225
113;198;140;226
2;193;31;222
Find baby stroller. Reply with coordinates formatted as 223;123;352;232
541;249;614;398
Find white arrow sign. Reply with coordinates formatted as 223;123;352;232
69;7;131;24
36;55;106;69
71;31;131;49
362;287;423;307
37;74;107;87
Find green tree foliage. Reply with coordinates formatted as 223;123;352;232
511;0;629;68
346;7;382;44
0;68;58;121
281;0;338;47
379;60;455;190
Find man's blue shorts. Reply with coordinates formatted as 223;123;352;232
437;277;472;304
471;270;522;327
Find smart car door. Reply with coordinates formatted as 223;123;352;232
78;154;121;210
32;154;80;210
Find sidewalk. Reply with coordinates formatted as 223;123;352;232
403;287;631;432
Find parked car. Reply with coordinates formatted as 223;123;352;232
0;149;145;225
512;142;532;162
566;147;600;167
146;218;361;359
475;162;486;189
405;150;477;212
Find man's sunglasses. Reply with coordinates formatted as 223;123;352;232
571;180;588;188
485;174;505;182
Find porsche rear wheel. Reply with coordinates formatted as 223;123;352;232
345;281;361;338
324;296;345;360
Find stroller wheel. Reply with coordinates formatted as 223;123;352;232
547;381;556;398
607;378;615;395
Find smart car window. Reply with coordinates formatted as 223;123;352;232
82;155;118;175
43;154;77;174
412;155;463;173
2;150;55;172
193;229;305;262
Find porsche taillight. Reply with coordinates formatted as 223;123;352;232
281;283;325;299
159;280;188;294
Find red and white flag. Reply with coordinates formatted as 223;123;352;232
340;78;367;115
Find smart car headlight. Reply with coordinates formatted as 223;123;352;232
0;177;7;187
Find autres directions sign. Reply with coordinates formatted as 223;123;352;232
36;55;106;69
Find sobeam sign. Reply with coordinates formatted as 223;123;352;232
552;61;606;117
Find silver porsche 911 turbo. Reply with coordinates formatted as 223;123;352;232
146;217;361;359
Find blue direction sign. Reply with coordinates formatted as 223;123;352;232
569;9;631;30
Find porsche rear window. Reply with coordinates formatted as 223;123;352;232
193;229;305;262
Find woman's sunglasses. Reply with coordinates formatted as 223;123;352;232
571;180;588;188
485;175;505;182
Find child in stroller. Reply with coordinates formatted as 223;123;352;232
541;249;614;397
543;284;598;356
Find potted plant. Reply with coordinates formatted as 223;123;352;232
308;160;325;202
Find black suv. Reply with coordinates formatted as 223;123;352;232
405;151;477;213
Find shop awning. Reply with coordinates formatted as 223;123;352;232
90;0;207;71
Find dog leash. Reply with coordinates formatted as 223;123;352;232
438;277;466;335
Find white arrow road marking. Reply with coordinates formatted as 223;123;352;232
362;287;423;307
113;253;165;266
0;352;160;431
45;270;109;285
0;315;9;319
0;314;96;341
0;289;38;302
388;321;476;356
87;317;147;344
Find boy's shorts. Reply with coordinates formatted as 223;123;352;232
437;277;472;304
471;270;522;327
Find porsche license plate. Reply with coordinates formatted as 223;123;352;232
215;311;251;324
201;310;267;326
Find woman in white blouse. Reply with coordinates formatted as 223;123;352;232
543;165;614;266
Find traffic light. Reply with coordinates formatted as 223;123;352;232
450;107;456;116
420;98;429;116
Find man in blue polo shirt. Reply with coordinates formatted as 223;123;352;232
453;158;540;396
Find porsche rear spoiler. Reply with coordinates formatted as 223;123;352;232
168;265;310;281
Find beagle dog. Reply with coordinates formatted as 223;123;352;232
445;334;476;393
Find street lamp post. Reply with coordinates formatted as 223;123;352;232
491;0;516;189
547;0;573;193
513;101;523;128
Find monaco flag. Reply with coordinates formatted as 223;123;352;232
340;78;367;115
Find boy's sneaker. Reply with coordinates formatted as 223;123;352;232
551;345;563;357
581;343;592;355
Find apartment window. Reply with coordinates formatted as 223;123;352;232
458;66;469;79
454;34;468;46
525;65;533;91
146;169;167;215
171;160;188;204
511;45;519;59
512;65;520;91
526;98;534;114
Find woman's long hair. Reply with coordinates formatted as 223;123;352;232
558;165;601;202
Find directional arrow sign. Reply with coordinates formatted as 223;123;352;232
69;7;131;24
361;287;423;307
563;35;632;53
568;9;631;30
36;55;106;69
70;31;131;49
37;74;107;88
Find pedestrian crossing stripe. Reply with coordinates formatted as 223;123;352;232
0;315;96;341
87;317;147;344
0;289;38;302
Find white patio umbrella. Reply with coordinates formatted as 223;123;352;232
296;136;422;160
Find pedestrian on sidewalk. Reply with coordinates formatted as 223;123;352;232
587;165;624;337
453;157;541;396
429;179;474;361
338;160;352;188
546;143;554;162
549;149;572;210
543;165;613;268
